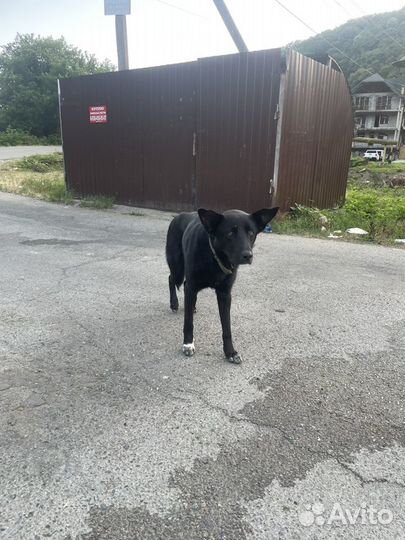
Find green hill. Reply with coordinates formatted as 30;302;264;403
294;6;405;87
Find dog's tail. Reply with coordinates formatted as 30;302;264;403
165;218;185;289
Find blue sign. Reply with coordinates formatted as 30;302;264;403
104;0;131;15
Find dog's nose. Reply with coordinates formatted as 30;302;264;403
241;250;253;264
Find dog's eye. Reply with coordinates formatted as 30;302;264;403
248;230;254;238
227;226;238;238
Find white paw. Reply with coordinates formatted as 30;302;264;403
182;342;195;356
226;352;242;364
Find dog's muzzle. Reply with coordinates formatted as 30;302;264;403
240;250;253;264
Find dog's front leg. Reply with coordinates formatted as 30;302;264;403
216;290;241;364
183;282;197;356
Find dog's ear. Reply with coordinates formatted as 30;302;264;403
198;209;224;234
250;207;279;232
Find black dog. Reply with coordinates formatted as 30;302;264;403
166;207;278;363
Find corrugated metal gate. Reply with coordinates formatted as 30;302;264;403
59;49;353;213
197;50;280;211
273;51;353;209
61;62;197;211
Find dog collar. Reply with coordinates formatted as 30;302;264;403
208;237;233;275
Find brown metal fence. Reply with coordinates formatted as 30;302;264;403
273;50;353;210
60;62;197;211
59;48;353;213
196;49;280;212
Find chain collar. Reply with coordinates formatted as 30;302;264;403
208;237;233;275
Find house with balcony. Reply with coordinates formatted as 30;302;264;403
352;73;405;157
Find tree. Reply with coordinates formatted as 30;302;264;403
0;34;115;137
294;6;405;88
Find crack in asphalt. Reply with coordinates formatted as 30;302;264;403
337;460;405;489
0;248;131;309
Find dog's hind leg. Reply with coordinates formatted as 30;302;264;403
166;221;185;312
169;274;179;312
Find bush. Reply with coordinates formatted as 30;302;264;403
344;187;405;240
46;133;62;145
0;127;61;146
0;128;45;146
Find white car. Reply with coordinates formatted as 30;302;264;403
364;149;383;161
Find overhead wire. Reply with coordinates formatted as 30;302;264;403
346;0;405;49
152;0;208;19
271;0;374;74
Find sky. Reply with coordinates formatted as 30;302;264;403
1;0;404;69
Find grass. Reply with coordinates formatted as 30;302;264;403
274;190;405;243
16;152;64;172
274;170;405;245
363;162;405;175
79;196;115;209
277;159;405;245
128;210;146;216
350;156;405;172
0;153;114;208
19;176;74;204
0;158;71;204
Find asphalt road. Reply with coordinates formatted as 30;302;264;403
1;192;405;540
0;146;62;161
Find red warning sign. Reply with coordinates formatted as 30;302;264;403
89;105;107;124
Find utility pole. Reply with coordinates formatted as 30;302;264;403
212;0;248;53
105;0;131;70
115;15;129;70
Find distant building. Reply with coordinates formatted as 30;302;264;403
352;73;405;157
